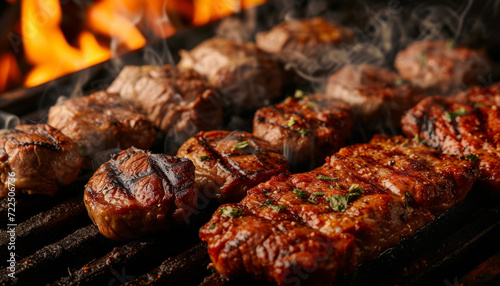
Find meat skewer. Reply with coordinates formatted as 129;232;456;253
200;135;478;285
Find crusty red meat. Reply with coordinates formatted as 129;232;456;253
0;124;83;197
394;40;491;93
452;81;500;107
178;37;283;111
107;65;223;146
177;130;289;203
401;95;500;193
200;135;478;285
325;64;426;128
256;17;354;76
253;94;353;171
84;147;198;240
47;91;155;168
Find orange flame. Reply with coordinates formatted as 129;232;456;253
0;53;21;92
193;0;267;26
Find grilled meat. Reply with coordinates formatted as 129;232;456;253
176;130;289;203
0;124;83;197
394;40;491;93
107;65;223;146
256;17;354;76
325;64;426;128
84;147;197;240
452;81;500;107
253;94;353;171
200;135;478;285
401;95;500;193
47;91;155;168
178;37;283;111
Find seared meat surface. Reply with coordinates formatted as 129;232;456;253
0;124;83;197
401;95;500;193
107;65;223;146
325;64;426;128
176;130;289;203
253;93;353;171
84;147;198;240
256;17;354;76
200;135;478;285
178;37;283;111
394;40;491;93
452;81;500;107
47;91;155;167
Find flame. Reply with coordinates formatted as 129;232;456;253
193;0;267;26
0;53;21;92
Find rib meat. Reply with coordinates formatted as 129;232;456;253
200;135;478;285
176;130;289;203
84;147;198;240
0;124;83;197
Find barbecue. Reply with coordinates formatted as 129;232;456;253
1;1;500;285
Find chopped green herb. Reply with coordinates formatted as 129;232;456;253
271;205;286;213
413;134;427;145
317;175;339;181
312;192;324;197
232;140;250;151
287;117;297;127
307;199;318;205
326;184;364;212
260;199;275;207
299;129;309;136
219;206;244;218
403;192;413;208
465;154;479;163
209;223;216;229
445;107;468;122
445;38;455;49
330;185;334;189
200;155;209;161
294;89;305;99
336;182;341;189
294;188;308;198
418;53;427;68
265;192;272;196
393;78;404;86
475;102;485;108
307;101;316;109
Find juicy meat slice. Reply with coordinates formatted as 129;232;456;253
176;130;289;203
84;147;198;240
394;40;491;93
452;81;500;107
325;64;426;128
401;95;500;193
107;65;223;146
200;135;478;285
256;17;354;76
178;37;283;111
253;94;353;171
0;124;83;197
47;91;155;167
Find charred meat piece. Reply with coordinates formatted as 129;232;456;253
178;37;283;111
394;40;491;93
325;64;426;128
176;131;289;203
200;135;478;285
84;147;198;240
256;17;354;76
107;65;223;146
452;81;500;107
47;91;155;167
0;124;83;197
402;95;500;193
253;93;353;171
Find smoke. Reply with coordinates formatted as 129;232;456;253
0;111;20;130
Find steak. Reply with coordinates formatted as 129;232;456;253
200;135;478;285
47;91;156;168
178;37;283;111
394;40;491;93
84;147;198;240
0;124;83;197
107;65;223;147
176;130;289;203
401;95;500;193
253;93;353;171
325;64;426;128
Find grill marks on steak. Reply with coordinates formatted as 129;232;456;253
253;94;353;171
394;40;491;94
177;130;289;203
47;91;155;167
200;135;478;285
84;147;198;240
107;65;223;146
178;37;283;111
401;95;500;193
0;124;83;197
